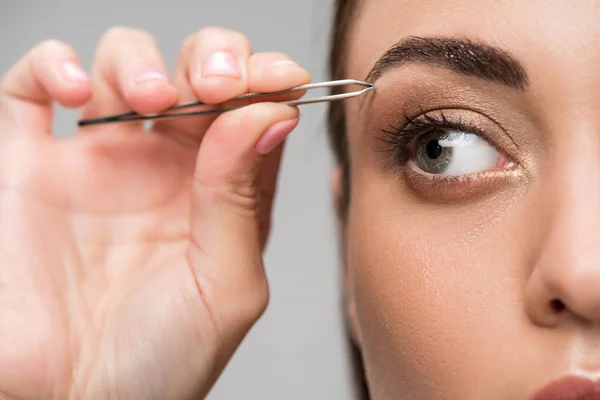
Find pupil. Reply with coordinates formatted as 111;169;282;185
426;140;443;159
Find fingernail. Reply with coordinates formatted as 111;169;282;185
202;51;241;78
256;118;299;155
132;68;168;86
61;61;89;82
265;59;298;70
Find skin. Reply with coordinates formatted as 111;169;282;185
0;27;309;399
4;1;600;399
339;0;600;398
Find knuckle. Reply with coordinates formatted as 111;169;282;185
234;276;270;326
227;179;261;206
196;175;261;213
250;279;270;318
188;236;269;330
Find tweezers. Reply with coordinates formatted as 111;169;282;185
77;79;374;127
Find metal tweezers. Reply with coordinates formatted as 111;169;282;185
77;79;374;127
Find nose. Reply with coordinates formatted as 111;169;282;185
526;156;600;327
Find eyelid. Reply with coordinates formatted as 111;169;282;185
403;166;524;202
404;106;519;151
400;108;521;166
389;110;525;201
375;107;524;184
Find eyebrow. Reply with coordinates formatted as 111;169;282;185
365;36;529;90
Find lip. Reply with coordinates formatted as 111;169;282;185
531;376;600;400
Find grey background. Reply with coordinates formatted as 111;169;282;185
0;1;355;399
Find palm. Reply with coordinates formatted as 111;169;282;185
0;127;222;399
0;27;308;400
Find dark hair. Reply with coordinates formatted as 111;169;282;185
328;1;370;399
328;0;358;218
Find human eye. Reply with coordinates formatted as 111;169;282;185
412;128;507;175
378;110;521;200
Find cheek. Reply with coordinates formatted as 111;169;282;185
345;173;536;398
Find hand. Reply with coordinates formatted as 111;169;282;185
0;26;309;399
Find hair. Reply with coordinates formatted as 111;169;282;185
328;1;371;399
328;0;359;218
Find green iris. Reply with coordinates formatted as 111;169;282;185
414;133;454;174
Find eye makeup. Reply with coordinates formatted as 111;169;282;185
358;68;534;202
377;109;514;169
374;108;524;201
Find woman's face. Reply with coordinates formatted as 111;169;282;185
342;0;600;398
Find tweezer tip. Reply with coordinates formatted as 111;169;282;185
356;80;374;87
340;79;374;88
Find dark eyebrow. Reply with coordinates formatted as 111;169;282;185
366;36;529;90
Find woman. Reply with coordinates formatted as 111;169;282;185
0;0;598;398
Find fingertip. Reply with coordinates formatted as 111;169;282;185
264;66;310;92
204;102;299;153
191;75;248;104
249;53;311;93
50;60;93;108
56;85;93;108
255;117;299;155
120;68;179;114
124;81;179;115
264;61;311;88
189;49;248;104
26;41;92;107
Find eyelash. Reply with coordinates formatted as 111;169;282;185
378;110;488;168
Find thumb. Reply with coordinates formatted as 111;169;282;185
0;40;91;136
188;102;299;333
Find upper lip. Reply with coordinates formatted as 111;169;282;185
531;376;600;400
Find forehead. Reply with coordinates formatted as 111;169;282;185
346;0;600;84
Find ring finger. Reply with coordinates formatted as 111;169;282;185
78;26;178;133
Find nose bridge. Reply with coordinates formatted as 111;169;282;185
535;134;600;320
515;0;600;326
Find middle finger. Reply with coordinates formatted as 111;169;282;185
151;27;252;139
